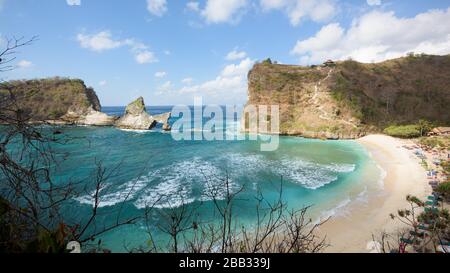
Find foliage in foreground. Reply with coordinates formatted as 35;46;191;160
133;180;329;254
375;195;450;253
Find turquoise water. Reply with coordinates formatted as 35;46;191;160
2;106;384;252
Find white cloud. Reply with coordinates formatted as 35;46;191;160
291;8;450;64
260;0;285;10
220;57;254;77
161;81;172;88
66;0;81;6
260;0;337;26
189;0;336;25
147;0;167;17
156;81;173;94
155;71;167;78
177;57;254;103
17;60;33;68
366;0;381;6
186;1;200;12
77;31;124;52
201;0;248;24
127;40;159;64
77;31;157;65
164;50;171;55
226;50;247;61
99;80;107;86
182;77;194;84
135;51;158;64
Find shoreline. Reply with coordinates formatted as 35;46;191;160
317;134;431;253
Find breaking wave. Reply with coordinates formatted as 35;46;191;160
75;153;356;209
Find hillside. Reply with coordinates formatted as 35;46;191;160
244;55;450;139
0;77;101;121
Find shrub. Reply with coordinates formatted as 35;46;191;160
418;136;450;149
436;181;450;199
383;125;421;138
262;58;272;65
442;161;450;176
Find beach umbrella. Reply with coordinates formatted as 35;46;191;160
366;241;382;253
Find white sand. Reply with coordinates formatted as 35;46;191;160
318;134;431;253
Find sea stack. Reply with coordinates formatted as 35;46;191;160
153;112;172;131
115;97;157;130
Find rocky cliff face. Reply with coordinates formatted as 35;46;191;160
0;78;116;126
244;55;450;139
115;97;157;130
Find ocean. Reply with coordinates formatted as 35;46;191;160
7;106;385;252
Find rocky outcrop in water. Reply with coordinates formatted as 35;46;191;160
153;112;172;131
115;97;157;130
63;106;118;126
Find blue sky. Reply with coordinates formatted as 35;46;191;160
1;0;450;106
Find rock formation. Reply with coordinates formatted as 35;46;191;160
153;112;172;131
62;106;118;126
115;97;156;130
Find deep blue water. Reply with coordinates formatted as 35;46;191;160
102;106;171;117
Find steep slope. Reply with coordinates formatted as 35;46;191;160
332;55;450;127
244;55;450;139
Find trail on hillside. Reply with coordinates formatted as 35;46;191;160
311;68;357;128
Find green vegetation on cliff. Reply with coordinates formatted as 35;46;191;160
0;77;101;120
245;54;450;138
335;55;450;128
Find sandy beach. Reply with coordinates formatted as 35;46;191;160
318;134;432;253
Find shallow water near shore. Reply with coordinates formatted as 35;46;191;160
10;106;385;252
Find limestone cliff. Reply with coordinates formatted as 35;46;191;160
243;55;450;139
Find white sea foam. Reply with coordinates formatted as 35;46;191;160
220;153;266;173
221;153;356;190
76;152;357;209
133;158;239;209
316;197;353;224
75;157;240;209
276;158;356;190
75;175;150;208
119;128;154;134
376;164;387;190
355;186;369;204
